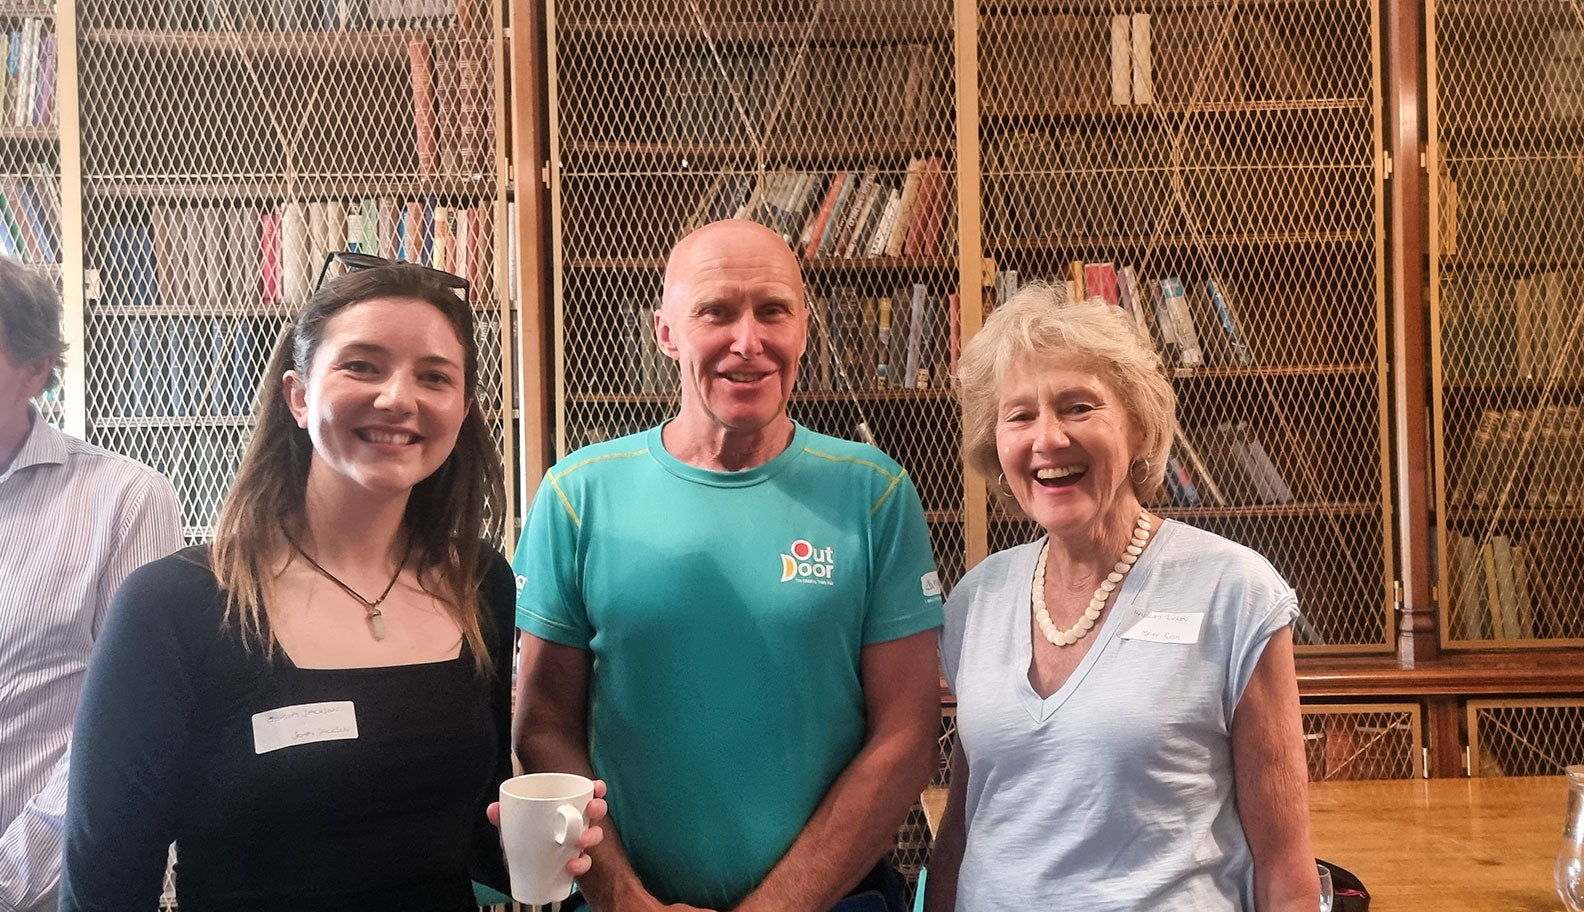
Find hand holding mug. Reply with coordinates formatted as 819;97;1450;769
488;775;606;895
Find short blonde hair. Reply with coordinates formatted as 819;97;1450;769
956;282;1175;507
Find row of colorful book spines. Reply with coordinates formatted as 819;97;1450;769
1;20;53;128
720;162;949;263
1000;262;1254;369
157;0;464;32
1448;405;1584;510
1162;424;1295;508
90;315;282;418
0;175;59;265
96;203;493;306
260;201;492;296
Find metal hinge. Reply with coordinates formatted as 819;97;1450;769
541;161;552;188
1382;150;1393;180
1393;579;1404;614
1462;745;1472;775
1422;747;1431;778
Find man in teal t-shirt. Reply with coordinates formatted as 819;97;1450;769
511;219;943;912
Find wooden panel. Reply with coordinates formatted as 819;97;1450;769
1300;701;1424;780
1468;696;1584;777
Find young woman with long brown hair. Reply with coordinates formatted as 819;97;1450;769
61;262;602;910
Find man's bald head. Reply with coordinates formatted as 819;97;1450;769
662;219;804;313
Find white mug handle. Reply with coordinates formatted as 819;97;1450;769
553;803;584;847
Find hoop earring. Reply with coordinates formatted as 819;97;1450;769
1129;458;1151;486
995;473;1014;497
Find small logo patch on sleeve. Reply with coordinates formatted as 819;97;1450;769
921;571;942;598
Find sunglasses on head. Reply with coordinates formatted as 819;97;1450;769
312;250;470;305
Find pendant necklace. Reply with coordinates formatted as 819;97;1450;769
286;533;413;641
1032;509;1152;647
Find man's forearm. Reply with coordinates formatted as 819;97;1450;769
734;726;935;912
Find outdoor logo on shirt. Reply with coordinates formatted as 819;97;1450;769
780;539;835;585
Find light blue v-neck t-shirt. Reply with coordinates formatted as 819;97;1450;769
940;519;1298;912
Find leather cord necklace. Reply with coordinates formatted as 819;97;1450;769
285;533;413;641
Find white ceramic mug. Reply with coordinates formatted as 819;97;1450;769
499;772;595;906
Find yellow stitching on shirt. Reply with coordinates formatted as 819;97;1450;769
547;448;648;526
801;447;907;515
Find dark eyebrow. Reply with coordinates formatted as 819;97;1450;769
335;342;462;371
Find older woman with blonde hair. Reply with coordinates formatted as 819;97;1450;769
925;283;1318;911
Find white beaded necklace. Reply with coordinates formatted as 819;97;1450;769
1032;509;1152;647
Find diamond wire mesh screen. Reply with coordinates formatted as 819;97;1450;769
978;0;1390;650
0;0;63;425
1299;702;1423;781
1468;698;1584;776
75;0;504;543
549;0;965;583
1431;1;1584;647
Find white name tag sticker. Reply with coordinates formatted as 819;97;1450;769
1121;612;1205;645
252;701;359;755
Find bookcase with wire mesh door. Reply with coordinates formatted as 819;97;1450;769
528;0;1584;784
0;0;67;429
541;0;1391;636
971;0;1393;652
1429;0;1584;649
72;0;515;544
545;0;969;583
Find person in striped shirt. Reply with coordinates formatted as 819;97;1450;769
0;256;182;912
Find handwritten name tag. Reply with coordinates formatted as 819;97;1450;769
1120;612;1205;645
252;701;359;755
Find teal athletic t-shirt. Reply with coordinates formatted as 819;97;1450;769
512;421;943;909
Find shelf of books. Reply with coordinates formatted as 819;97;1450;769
547;0;970;585
978;0;1390;651
1429;0;1584;648
2;0;63;426
73;0;509;542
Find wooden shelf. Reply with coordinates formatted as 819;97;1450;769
1437;119;1584;147
985;0;1354;10
1442;376;1584;394
992;502;1382;523
1297;651;1584;697
0;2;53;17
792;388;953;403
85;174;495;201
560;139;953;163
1445;508;1584;523
88;304;287;318
565;255;954;272
1439;250;1584;270
0;126;56;141
91;415;257;429
983;97;1370;120
1172;364;1378;381
569;388;953;406
80;25;470;57
1158;502;1383;520
988;231;1371;252
557;19;950;43
89;301;498;318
